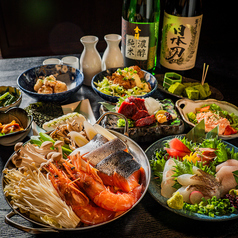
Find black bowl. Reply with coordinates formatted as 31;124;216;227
92;67;158;103
17;64;84;102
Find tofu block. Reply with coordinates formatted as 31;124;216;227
185;87;199;100
168;82;185;95
203;83;211;97
193;84;207;99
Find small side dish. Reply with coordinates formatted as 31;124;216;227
0;86;22;111
94;66;151;97
176;99;238;139
187;103;238;135
0;107;32;146
167;81;211;100
17;64;84;102
0;120;24;136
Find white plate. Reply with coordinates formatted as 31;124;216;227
176;98;238;140
32;99;96;135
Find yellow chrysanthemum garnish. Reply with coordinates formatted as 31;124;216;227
183;152;200;163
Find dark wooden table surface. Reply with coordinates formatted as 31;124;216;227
1;54;238;238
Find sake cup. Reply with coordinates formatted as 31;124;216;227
61;56;79;69
43;58;61;65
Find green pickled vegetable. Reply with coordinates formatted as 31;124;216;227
183;196;236;217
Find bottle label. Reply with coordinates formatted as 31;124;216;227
122;17;159;70
160;12;203;71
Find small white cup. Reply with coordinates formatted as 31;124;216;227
43;58;61;65
61;56;79;69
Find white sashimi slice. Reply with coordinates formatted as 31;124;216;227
216;165;238;196
161;159;177;198
216;159;238;172
68;131;89;147
93;124;116;141
176;186;191;203
192;166;202;175
177;174;205;186
163;159;176;176
161;178;177;198
83;121;97;140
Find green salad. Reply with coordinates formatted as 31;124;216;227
94;77;148;97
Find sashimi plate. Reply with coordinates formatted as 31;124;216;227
146;135;238;221
99;99;185;143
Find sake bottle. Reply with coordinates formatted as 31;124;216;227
121;0;160;71
160;0;203;72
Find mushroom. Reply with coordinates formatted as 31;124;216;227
14;143;47;167
47;152;64;163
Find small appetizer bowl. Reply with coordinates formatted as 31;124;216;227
176;98;238;140
17;64;84;102
92;67;158;103
0;107;33;146
0;86;22;112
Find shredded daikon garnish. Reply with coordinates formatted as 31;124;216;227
3;166;80;228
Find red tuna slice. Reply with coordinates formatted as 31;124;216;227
117;101;138;119
135;114;156;127
169;138;191;153
126;96;146;111
165;148;190;159
132;110;150;121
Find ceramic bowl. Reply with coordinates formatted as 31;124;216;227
92;67;158;103
176;98;238;140
0;107;33;146
0;86;22;112
17;64;84;102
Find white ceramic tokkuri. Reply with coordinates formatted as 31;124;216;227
80;36;102;86
101;34;124;71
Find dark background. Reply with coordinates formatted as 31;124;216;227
0;0;237;103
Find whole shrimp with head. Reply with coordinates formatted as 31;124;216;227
46;162;115;225
64;153;143;212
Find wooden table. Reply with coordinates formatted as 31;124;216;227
1;55;238;238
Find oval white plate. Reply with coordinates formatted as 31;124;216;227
176;98;238;140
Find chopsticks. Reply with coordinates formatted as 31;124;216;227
201;63;209;85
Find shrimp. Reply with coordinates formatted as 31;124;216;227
47;162;115;225
63;159;142;212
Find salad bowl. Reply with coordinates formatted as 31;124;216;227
176;98;238;140
92;67;158;103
